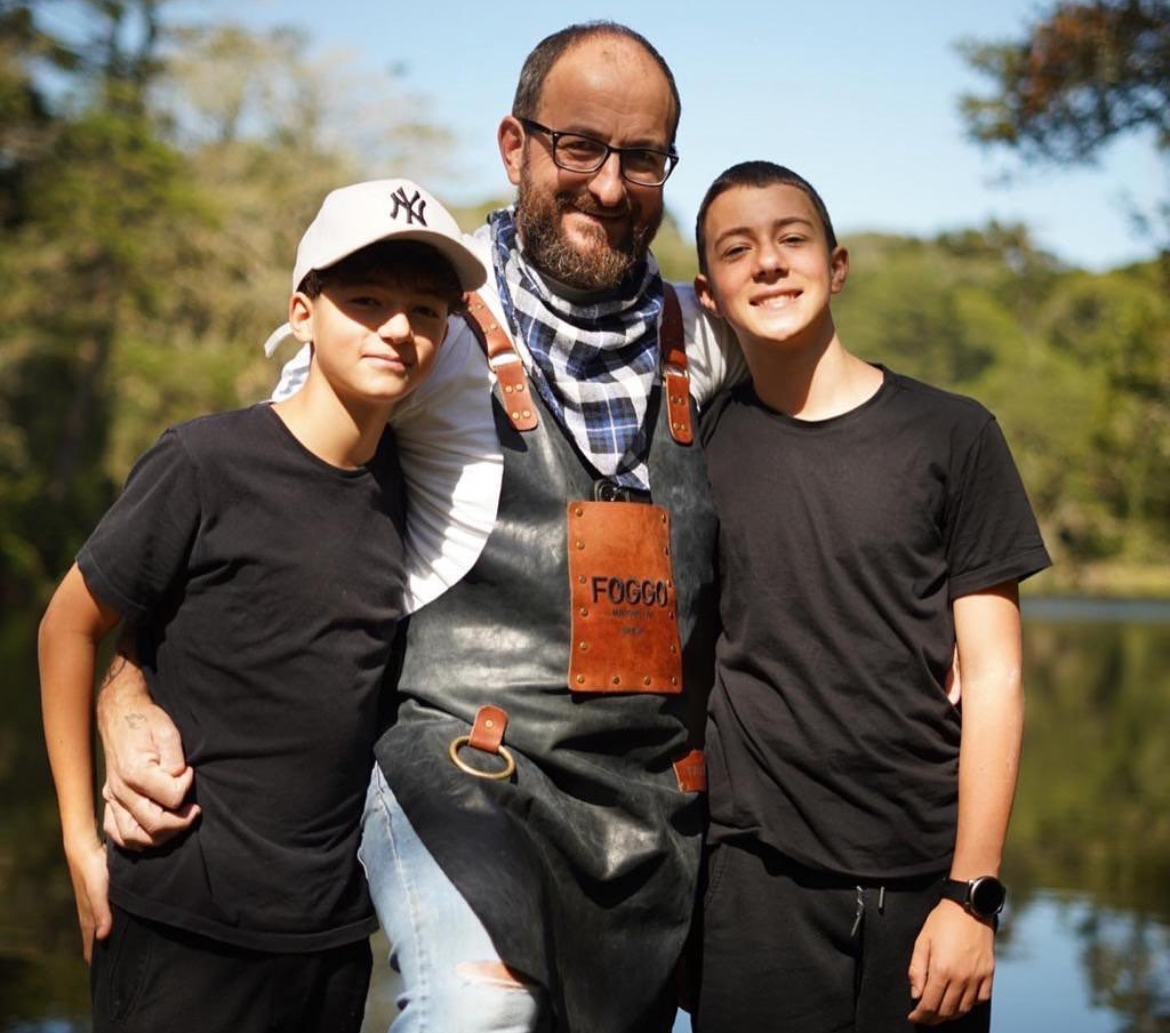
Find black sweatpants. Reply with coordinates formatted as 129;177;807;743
91;904;372;1033
694;840;992;1033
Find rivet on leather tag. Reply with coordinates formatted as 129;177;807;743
664;369;693;445
468;704;508;754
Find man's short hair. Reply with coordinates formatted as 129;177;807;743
696;162;839;275
297;240;467;313
512;22;682;145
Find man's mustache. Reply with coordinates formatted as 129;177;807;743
557;193;632;220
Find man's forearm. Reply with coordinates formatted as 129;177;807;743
96;640;155;737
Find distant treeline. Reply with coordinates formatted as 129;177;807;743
2;4;1167;609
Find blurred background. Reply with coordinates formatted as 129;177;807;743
1;1;1167;1030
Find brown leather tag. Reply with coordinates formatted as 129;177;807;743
468;705;508;754
567;502;683;694
673;749;706;793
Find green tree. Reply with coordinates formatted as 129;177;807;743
0;0;203;605
959;0;1170;163
0;8;466;607
958;0;1170;252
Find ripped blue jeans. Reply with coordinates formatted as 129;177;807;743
358;765;548;1033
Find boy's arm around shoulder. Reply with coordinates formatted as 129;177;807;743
39;564;123;961
908;581;1024;1026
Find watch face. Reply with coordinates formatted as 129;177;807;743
970;876;1006;916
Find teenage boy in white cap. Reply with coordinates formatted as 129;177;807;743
37;179;486;1033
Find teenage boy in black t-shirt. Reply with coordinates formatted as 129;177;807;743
38;179;486;1033
690;162;1051;1033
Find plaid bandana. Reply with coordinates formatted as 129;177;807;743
489;207;662;491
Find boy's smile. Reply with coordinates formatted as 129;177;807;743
696;184;847;351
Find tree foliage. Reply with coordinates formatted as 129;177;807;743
958;0;1170;164
0;1;457;608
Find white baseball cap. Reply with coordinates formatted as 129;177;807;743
264;178;487;356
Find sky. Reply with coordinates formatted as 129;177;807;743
132;1;1166;271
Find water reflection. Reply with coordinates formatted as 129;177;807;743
995;892;1170;1033
2;606;1169;1032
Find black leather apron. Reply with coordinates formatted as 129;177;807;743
374;329;718;1033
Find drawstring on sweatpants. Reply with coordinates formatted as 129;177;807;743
850;886;865;938
850;885;888;938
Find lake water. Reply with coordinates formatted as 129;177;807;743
3;600;1169;1032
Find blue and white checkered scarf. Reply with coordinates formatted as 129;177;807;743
489;207;662;491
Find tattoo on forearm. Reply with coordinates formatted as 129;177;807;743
125;712;147;730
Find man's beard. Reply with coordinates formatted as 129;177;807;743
515;163;661;292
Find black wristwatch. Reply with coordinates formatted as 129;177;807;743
940;876;1006;925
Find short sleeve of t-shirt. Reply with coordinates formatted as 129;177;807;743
77;428;201;623
945;416;1050;599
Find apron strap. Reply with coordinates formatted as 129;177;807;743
661;284;693;446
463;292;539;432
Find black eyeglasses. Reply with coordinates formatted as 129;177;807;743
517;118;679;187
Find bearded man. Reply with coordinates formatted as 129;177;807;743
97;22;742;1033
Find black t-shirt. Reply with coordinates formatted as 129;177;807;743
79;404;406;951
701;368;1051;879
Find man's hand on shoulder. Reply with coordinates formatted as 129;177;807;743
907;899;995;1025
96;646;199;848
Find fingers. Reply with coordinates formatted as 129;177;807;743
908;932;929;1001
105;760;197;826
92;893;113;943
122;758;194;813
909;967;986;1024
935;977;966;1022
75;898;95;964
102;796;130;848
153;719;190;777
101;786;199;850
957;976;982;1018
908;972;947;1025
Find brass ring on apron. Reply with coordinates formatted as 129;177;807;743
448;735;516;781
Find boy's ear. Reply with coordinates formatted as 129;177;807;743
289;292;314;344
694;274;722;318
498;116;525;187
829;246;849;295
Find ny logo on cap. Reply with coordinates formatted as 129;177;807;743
390;187;427;226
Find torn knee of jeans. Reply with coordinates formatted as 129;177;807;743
455;960;536;991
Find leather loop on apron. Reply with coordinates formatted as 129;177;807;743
567;501;683;694
449;705;516;780
463;292;538;432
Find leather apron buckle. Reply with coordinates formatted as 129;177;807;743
449;705;516;780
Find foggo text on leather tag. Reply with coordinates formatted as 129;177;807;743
567;501;683;694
